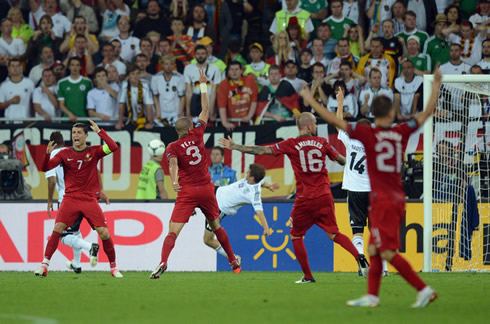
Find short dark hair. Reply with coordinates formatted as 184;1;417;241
371;95;393;118
269;65;281;73
404;10;417;20
357;118;371;126
249;164;265;183
369;68;382;78
194;44;207;53
74;33;87;41
211;146;224;156
67;56;82;67
312;62;326;73
127;64;140;74
8;58;21;66
94;66;107;76
50;131;64;145
317;22;331;30
72;123;89;134
228;40;242;53
332;80;347;98
338;37;349;45
74;15;87;23
340;60;353;69
371;37;383;45
228;60;242;69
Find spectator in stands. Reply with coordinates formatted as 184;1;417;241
63;34;95;76
112;15;140;63
366;19;406;66
29;0;71;38
133;0;170;39
315;22;338;59
52;60;66;81
359;68;393;118
111;38;124;61
270;0;314;43
59;15;99;55
344;24;365;57
282;60;306;93
266;30;297;73
98;0;131;42
135;54;152;83
287;18;307;51
323;0;354;41
305;62;330;108
343;0;360;24
310;38;329;68
403;35;430;75
297;48;313;83
0;18;26;65
396;11;429;52
26;15;62;67
244;43;270;92
444;5;462;28
87;67;119;124
202;0;233;58
469;0;490;29
184;44;221;121
151;54;185;125
325;60;366;98
140;37;159;74
168;17;195;67
424;14;450;71
186;4;216;44
357;37;396;88
65;0;99;34
169;0;189;20
478;39;490;73
327;37;359;75
469;64;483;74
218;61;258;131
366;0;395;36
116;64;154;130
57;57;92;121
392;1;406;35
209;146;236;188
0;59;35;119
33;68;59;121
226;0;252;44
107;64;119;85
225;40;247;67
8;7;33;45
404;0;438;34
197;36;226;77
326;80;358;119
447;20;488;66
439;43;471;75
29;46;55;86
394;59;423;121
99;43;126;79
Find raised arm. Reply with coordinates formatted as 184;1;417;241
335;88;345;131
169;157;181;192
88;119;118;153
415;69;442;126
256;210;271;237
219;136;275;155
198;68;209;124
300;86;348;132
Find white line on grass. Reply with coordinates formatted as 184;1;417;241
0;313;58;323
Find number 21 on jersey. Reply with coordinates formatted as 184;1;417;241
375;141;402;173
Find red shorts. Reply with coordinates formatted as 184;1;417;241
171;182;220;223
57;196;107;229
368;197;405;251
290;194;339;237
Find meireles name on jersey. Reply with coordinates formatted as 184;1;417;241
375;131;402;142
294;140;323;151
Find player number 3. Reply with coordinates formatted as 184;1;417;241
186;146;202;165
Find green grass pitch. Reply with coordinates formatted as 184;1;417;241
0;271;487;323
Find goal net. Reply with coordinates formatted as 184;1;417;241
423;74;490;272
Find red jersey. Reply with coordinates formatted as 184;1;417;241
166;119;211;188
347;120;419;202
271;135;340;199
42;129;118;200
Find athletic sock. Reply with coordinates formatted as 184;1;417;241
161;232;177;264
367;255;383;296
215;245;228;258
382;260;388;272
390;253;426;291
102;237;116;269
334;233;359;259
291;237;313;280
213;227;236;263
61;233;92;251
352;236;364;255
72;248;82;268
44;231;61;260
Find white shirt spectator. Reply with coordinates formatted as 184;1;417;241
184;63;222;95
0;37;26;56
327;93;358;118
151;71;185;120
216;178;264;216
28;64;47;86
86;83;120;121
407;0;427;32
394;75;423;117
29;8;71;38
99;6;131;39
118;80;153;122
449;33;483;66
359;86;394;118
0;77;35;119
98;60;127;76
478;59;490;73
111;35;140;63
45;147;66;203
310;56;329;68
439;61;471;75
435;0;453;14
33;85;59;118
343;1;360;24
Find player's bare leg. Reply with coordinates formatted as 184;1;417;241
34;222;68;277
328;232;369;277
204;221;241;264
291;235;315;283
151;222;186;279
95;226;121;278
208;218;241;273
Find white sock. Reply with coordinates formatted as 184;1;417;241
42;258;50;266
215;245;227;258
382;260;388;272
62;233;92;251
72;248;82;268
352;236;364;255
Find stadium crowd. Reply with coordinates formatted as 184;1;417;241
0;0;489;128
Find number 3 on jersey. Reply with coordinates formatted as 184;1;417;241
186;146;202;165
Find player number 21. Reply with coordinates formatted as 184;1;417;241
375;141;402;173
186;146;202;165
299;149;323;172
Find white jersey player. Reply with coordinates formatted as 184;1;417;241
203;164;277;261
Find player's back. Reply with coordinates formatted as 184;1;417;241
272;136;339;199
216;178;264;215
166;120;211;188
348;121;419;201
338;130;370;192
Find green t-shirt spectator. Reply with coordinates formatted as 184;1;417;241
423;36;450;72
57;76;92;117
323;16;354;40
396;30;429;53
398;54;432;74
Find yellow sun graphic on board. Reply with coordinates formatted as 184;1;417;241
245;206;296;269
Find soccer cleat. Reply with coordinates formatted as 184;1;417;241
357;254;369;278
34;264;48;277
347;295;380;307
412;286;437;308
295;277;316;283
230;258;241;274
111;269;123;278
89;243;99;267
150;262;167;279
66;261;82;274
382;270;389;277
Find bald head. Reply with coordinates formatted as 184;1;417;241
296;112;316;131
175;117;193;136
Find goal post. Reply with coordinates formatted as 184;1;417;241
422;74;490;272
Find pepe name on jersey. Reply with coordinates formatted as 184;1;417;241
180;140;196;149
294;139;323;151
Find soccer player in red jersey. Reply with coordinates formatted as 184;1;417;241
219;112;369;283
150;69;240;279
300;69;443;307
34;120;122;278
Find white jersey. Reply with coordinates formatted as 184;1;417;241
0;77;35;119
216;178;264;216
99;60;127;76
338;129;370;192
151;71;185;119
45;147;66;203
33;85;59;118
393;75;423;117
439;61;471;75
0;37;25;56
327;93;358;118
29;9;71;38
111;35;141;62
359;87;393;118
184;63;222;95
87;83;120;119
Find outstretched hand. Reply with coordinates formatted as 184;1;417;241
219;136;235;150
335;87;345;104
100;190;110;205
199;68;207;84
46;141;57;155
299;85;312;100
88;119;100;133
433;68;442;84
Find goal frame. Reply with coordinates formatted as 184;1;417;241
422;74;490;272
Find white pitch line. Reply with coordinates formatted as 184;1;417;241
0;313;58;324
